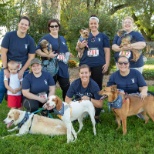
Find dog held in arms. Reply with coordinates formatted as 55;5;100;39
117;29;142;62
3;109;66;138
77;28;90;59
43;95;96;143
99;85;154;135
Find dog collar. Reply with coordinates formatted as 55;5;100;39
108;95;122;111
18;112;30;128
53;102;66;116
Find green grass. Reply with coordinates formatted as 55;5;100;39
1;87;154;154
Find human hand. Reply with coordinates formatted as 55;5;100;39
18;70;24;79
78;40;87;49
140;91;147;99
81;95;90;101
11;88;17;94
102;64;109;73
48;52;58;59
39;97;47;104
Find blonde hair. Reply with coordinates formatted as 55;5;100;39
122;16;134;24
8;61;19;70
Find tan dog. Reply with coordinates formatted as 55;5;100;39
99;85;154;135
40;39;52;59
77;28;90;59
117;29;141;62
3;109;66;138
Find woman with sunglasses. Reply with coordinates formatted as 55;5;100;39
112;16;146;74
36;19;70;100
107;56;148;99
76;15;110;90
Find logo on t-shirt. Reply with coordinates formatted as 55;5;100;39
25;44;28;49
131;78;135;83
62;42;65;45
98;38;101;42
44;80;47;85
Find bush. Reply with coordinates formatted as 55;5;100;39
143;69;154;80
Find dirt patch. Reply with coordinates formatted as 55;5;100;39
68;67;153;86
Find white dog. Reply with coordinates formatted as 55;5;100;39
3;109;66;138
43;95;96;143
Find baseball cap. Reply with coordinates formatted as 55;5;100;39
30;58;42;66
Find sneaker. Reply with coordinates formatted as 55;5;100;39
137;113;145;120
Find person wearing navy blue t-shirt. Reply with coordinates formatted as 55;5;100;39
0;16;35;104
22;58;55;112
76;15;110;90
36;19;70;101
112;16;146;74
65;64;103;123
107;56;148;99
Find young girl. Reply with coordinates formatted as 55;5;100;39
4;61;23;109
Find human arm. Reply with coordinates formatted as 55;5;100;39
48;85;56;96
75;40;87;52
22;89;47;103
65;96;73;103
139;86;148;99
36;49;57;59
102;47;110;73
18;53;35;79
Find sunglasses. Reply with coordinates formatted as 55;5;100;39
118;62;129;65
49;25;59;28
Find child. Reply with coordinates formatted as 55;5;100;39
4;61;23;109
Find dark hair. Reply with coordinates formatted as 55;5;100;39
79;64;91;72
117;56;129;62
90;14;98;18
19;16;30;26
47;19;61;32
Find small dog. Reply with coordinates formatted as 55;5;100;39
40;39;52;59
43;95;96;143
3;109;66;138
117;29;142;62
77;28;90;59
99;85;154;135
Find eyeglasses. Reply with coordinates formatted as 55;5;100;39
118;62;129;65
49;25;59;28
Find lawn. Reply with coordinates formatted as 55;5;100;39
1;87;154;154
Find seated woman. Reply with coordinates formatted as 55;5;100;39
65;64;103;123
107;56;148;98
22;58;55;113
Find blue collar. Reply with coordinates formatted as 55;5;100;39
53;102;66;115
108;95;122;111
18;112;29;128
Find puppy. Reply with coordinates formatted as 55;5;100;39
77;28;90;59
43;95;96;143
3;109;66;138
40;39;52;59
99;85;154;135
117;29;141;62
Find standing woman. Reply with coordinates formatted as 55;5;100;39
0;16;36;104
76;15;110;90
112;16;146;73
36;19;70;100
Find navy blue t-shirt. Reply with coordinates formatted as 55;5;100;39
79;32;110;67
112;31;145;68
36;34;69;78
107;69;147;94
66;78;101;100
1;31;36;67
22;71;55;95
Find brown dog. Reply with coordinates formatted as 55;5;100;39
99;85;154;135
117;29;141;62
77;28;90;59
40;39;52;59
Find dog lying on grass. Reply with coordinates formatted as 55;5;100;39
3;109;66;138
99;85;154;135
117;29;142;62
43;95;96;143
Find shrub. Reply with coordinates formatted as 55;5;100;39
68;60;77;68
143;69;154;80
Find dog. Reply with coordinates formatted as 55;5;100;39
3;109;67;138
77;28;90;59
99;85;154;135
43;95;96;143
40;39;53;59
117;29;141;62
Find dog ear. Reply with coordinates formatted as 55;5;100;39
80;29;84;33
111;85;117;92
14;110;20;121
55;96;62;110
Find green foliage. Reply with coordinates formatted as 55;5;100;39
143;69;154;80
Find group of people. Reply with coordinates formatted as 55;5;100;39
0;15;148;123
